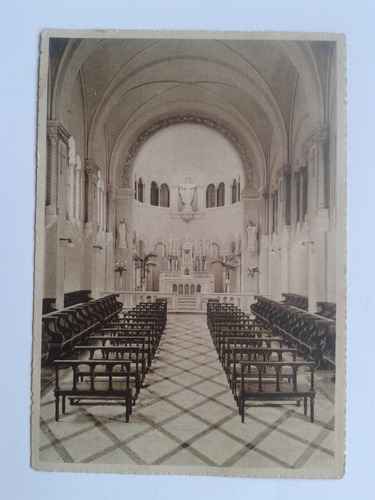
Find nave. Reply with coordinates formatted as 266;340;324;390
39;313;334;470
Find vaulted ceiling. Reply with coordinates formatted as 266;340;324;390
49;36;333;188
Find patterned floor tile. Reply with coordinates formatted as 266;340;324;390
167;388;207;408
161;413;208;441
162;448;207;466
136;399;182;423
189;429;244;466
38;312;336;472
190;399;234;424
220;414;270;442
127;429;179;464
256;429;310;467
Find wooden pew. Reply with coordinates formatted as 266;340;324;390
227;346;299;399
53;359;135;422
251;295;336;372
214;328;274;363
101;327;158;362
86;335;149;380
236;360;316;423
222;337;286;375
74;345;143;398
41;294;123;363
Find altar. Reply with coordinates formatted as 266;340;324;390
159;239;214;294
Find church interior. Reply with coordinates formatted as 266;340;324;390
35;35;342;473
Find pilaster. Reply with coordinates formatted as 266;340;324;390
84;160;100;226
46;121;70;213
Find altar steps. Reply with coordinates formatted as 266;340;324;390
176;295;197;311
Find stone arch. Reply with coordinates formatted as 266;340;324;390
119;115;257;190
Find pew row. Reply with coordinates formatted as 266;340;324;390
207;301;316;423
54;359;135;422
53;301;167;423
236;361;316;423
42;293;123;364
251;296;336;374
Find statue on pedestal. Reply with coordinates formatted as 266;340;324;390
118;219;127;249
246;220;257;253
178;177;196;210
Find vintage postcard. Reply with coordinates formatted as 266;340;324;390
32;30;346;478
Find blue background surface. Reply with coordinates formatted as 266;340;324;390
1;1;374;498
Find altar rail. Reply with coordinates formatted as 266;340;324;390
99;291;271;313
251;296;336;373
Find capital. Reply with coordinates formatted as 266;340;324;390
85;160;100;178
47;120;70;145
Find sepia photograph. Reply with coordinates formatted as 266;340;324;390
31;30;346;478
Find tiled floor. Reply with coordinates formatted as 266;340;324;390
38;313;335;471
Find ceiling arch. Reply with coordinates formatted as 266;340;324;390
50;36;329;192
87;53;287;160
108;89;267;192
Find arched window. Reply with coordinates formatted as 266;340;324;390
196;284;201;293
150;181;159;206
184;284;190;295
137;178;144;203
232;180;237;204
217;182;225;207
172;284;177;293
190;284;195;294
160;183;170;207
206;184;216;208
178;284;183;295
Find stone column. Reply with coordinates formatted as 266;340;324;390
304;126;328;210
44;122;70;307
241;188;260;294
277;163;291;226
85;160;100;226
316;136;328;209
115;187;133;290
46;121;70;213
67;161;76;219
106;186;115;233
46;131;58;208
74;163;82;220
82;160;99;291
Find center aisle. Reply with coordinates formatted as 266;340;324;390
39;313;335;469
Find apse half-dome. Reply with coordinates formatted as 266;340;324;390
132;123;242;208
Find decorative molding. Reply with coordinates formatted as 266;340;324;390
170;210;205;223
276;163;291;181
121;114;254;188
303;126;328;154
47;120;70;146
85;159;100;177
241;188;261;199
